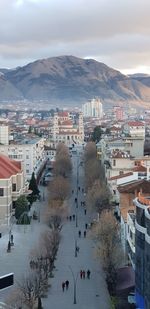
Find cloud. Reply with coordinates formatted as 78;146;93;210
0;0;150;72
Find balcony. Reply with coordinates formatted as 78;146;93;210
12;189;22;200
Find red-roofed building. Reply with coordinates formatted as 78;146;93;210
123;121;145;138
0;155;26;224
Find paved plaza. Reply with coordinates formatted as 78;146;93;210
0;149;111;308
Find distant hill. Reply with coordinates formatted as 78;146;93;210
129;73;150;88
0;55;150;107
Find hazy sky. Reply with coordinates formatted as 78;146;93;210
0;0;150;74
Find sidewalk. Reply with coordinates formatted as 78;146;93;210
42;152;111;309
0;185;48;302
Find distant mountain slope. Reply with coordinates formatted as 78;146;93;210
0;55;150;106
129;73;150;88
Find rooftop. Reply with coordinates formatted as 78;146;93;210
0;154;22;179
109;172;133;181
110;149;131;159
118;179;150;194
127;121;145;127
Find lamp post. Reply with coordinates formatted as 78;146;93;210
75;239;78;257
69;266;79;304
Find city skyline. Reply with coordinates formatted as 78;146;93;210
0;0;150;74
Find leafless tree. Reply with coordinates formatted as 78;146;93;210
5;288;25;308
29;228;60;282
48;175;70;202
45;200;68;231
39;229;60;274
84;142;97;162
53;154;72;177
87;179;111;213
56;142;69;157
85;159;101;189
12;272;45;309
53;142;72;177
92;210;123;293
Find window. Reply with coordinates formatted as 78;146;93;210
0;188;4;196
12;184;16;192
113;159;116;166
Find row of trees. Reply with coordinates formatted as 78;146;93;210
84;142;123;294
46;143;72;231
84;142;109;214
6;143;72;308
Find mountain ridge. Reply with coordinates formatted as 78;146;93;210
0;55;150;108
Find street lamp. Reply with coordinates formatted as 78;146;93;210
74;239;78;257
69;266;79;304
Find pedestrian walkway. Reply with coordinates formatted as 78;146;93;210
0;186;48;302
0;150;111;308
42;151;111;309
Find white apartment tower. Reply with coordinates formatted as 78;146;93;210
82;98;103;118
0;125;9;145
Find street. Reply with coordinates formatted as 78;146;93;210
0;147;111;308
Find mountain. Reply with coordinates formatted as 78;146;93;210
0;55;150;107
129;73;150;88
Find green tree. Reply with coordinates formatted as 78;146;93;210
28;125;32;134
91;126;103;143
15;195;29;220
29;172;40;196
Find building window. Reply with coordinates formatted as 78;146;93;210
12;184;16;192
0;188;4;196
113;159;116;166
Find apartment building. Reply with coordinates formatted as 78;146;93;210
133;192;150;309
123;121;145;138
0;125;9;145
0;155;26;224
0;136;46;182
82;98;103;118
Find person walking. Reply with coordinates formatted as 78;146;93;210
78;230;81;238
84;208;87;215
80;270;83;279
85;223;88;229
65;280;69;290
73;214;75;221
82;270;85;279
62;282;65;292
87;269;91;279
69;215;72;221
84;230;86;238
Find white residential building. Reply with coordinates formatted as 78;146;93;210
0;137;46;182
123;121;145;138
0;125;9;145
82;98;103;118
